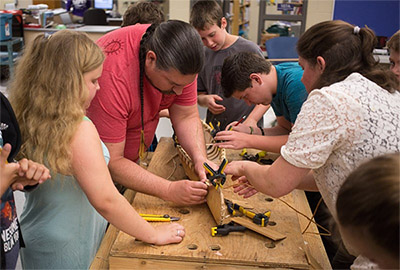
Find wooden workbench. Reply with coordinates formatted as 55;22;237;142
91;137;331;269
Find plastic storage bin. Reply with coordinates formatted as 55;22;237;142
0;13;13;41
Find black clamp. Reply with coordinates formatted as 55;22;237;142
211;221;246;236
203;158;227;189
209;119;221;137
239;149;274;165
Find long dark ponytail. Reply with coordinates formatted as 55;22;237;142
137;20;204;158
297;20;399;92
140;20;204;75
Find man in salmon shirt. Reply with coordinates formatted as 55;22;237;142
88;20;212;205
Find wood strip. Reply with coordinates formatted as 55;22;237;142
174;122;229;225
109;256;307;270
304;242;323;269
231;217;286;241
292;190;331;269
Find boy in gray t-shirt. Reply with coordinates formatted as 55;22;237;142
190;0;269;130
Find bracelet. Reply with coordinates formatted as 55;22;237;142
249;126;253;134
259;126;265;136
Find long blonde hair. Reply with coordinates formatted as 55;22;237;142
9;30;104;175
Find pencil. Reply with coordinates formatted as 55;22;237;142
234;115;247;126
228;115;247;130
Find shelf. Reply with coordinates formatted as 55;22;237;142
257;0;308;45
0;37;24;76
231;0;250;36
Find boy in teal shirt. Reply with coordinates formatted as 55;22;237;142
215;51;308;153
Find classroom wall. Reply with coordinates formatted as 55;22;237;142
10;0;335;44
10;0;31;8
306;0;334;30
169;0;190;21
248;0;258;42
333;0;399;38
164;0;334;44
2;0;16;8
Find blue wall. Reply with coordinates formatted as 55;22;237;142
333;0;399;38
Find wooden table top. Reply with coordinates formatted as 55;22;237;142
91;137;331;269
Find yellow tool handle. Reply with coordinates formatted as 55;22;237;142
139;213;180;222
239;148;247;156
219;159;228;173
140;214;171;221
240;206;255;219
142;217;171;222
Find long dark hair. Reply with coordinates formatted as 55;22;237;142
297;20;399;92
139;20;204;76
337;153;399;261
137;20;204;158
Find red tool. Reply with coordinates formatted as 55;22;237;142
228;115;247;131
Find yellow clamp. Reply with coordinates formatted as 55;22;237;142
256;151;267;161
211;227;217;237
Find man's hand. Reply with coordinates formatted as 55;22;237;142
197;94;225;115
165;180;208;205
214;130;252;150
194;159;218;183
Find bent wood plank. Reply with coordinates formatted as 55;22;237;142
231;217;286;241
174;121;229;225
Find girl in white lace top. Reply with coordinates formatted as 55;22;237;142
224;20;400;269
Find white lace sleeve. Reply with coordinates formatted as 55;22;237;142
281;88;361;169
